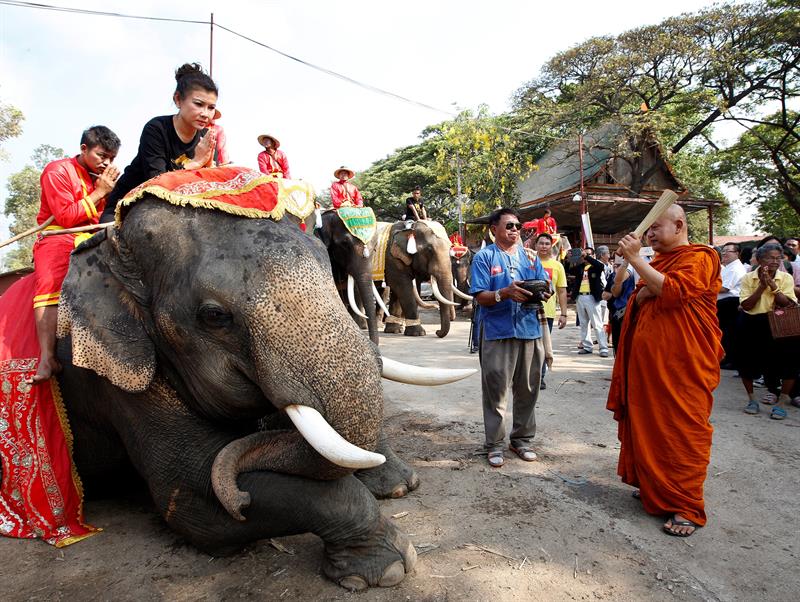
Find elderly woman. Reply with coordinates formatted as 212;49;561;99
738;243;798;419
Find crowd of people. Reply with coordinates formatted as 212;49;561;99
469;206;799;539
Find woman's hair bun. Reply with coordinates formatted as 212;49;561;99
175;62;205;82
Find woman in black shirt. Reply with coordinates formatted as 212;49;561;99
101;63;218;222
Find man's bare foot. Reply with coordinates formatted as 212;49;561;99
663;513;698;537
26;356;61;384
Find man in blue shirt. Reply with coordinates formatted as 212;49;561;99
470;208;551;468
602;256;636;353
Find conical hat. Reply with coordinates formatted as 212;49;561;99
257;134;280;148
334;166;355;180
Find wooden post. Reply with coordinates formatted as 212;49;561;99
578;134;587;248
708;205;714;246
209;13;214;77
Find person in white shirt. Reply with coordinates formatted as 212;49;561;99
717;243;748;369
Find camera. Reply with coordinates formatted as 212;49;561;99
519;279;549;309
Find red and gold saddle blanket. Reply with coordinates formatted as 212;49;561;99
115;166;284;225
0;274;98;546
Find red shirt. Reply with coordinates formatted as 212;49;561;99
257;149;291;179
37;156;102;228
330;180;363;208
535;216;557;235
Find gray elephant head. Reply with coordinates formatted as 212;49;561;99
58;200;385;499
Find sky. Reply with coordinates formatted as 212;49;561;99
0;0;756;254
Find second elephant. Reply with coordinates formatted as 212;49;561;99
382;220;457;338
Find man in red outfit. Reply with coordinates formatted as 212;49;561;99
257;133;291;178
329;166;363;208
29;126;121;383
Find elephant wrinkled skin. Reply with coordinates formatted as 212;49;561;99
51;198;418;590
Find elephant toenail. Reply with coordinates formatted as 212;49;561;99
408;472;420;491
378;560;406;587
390;484;408;498
339;575;368;591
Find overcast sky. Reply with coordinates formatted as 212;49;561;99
1;0;754;251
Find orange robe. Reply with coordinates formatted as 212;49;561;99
606;245;723;526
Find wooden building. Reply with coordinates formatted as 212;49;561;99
512;123;723;249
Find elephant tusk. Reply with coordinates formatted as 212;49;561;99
431;277;458;306
347;275;369;319
412;279;437;309
285;404;386;469
452;287;473;301
381;356;477;386
372;282;394;317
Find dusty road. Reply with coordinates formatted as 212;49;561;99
2;311;798;601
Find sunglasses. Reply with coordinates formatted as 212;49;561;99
505;222;523;231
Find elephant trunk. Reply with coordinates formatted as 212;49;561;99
431;269;454;338
213;252;385;520
354;269;379;345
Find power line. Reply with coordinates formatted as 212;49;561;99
0;0;207;24
213;22;455;117
0;0;575;144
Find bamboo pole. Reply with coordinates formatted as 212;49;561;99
0;216;54;250
40;222;113;237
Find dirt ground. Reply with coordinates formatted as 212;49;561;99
2;309;798;601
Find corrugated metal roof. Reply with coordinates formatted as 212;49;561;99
516;122;621;203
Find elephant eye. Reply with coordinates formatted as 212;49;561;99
198;304;233;328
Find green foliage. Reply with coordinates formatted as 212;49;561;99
0;99;24;161
3;145;66;270
669;148;733;240
717;110;800;235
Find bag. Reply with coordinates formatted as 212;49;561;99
768;303;800;339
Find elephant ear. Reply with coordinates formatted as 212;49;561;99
57;228;156;392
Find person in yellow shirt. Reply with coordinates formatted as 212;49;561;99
535;233;568;389
738;242;797;419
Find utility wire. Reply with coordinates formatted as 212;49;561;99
0;0;574;143
0;0;207;24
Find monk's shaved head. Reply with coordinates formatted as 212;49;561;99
647;203;689;252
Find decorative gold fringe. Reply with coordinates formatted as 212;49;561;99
115;177;287;226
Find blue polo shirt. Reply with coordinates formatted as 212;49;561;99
469;244;547;341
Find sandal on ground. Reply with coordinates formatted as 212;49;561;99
744;400;760;415
631;489;641;500
663;516;698;537
770;407;787;420
509;446;537;462
761;392;778;405
487;451;505;468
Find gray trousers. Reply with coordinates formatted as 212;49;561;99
480;337;544;451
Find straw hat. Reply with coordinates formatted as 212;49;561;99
334;166;355;180
257;134;280;149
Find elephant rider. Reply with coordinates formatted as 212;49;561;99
28;126;121;384
101;63;218;222
257;133;291;178
403;185;427;221
330;166;363;208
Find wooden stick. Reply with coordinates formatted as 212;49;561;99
41;222;113;237
0;216;54;249
632;189;679;238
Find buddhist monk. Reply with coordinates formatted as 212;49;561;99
607;205;723;537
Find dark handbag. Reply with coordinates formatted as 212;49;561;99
768;303;800;339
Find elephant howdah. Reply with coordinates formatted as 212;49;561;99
0;167;476;591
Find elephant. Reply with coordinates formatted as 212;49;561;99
4;193;476;591
450;247;474;312
381;220;459;338
314;209;380;344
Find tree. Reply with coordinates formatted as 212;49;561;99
718;111;800;236
2;145;66;270
511;0;797;220
0;99;24;162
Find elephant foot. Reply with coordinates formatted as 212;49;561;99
323;516;416;591
403;324;426;336
356;443;420;499
384;323;404;334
